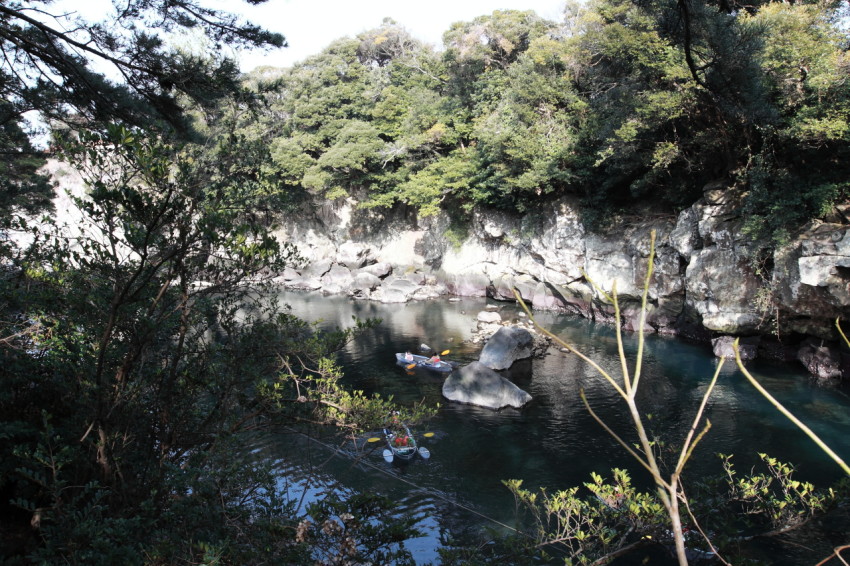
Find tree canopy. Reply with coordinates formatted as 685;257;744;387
238;0;850;237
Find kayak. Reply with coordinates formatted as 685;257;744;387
395;352;453;373
381;414;432;463
383;422;418;461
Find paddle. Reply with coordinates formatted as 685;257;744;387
367;437;382;443
423;432;435;438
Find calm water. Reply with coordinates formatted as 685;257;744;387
258;290;850;564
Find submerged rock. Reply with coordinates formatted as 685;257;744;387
477;311;502;324
373;277;423;303
797;339;844;381
442;361;532;410
711;335;759;361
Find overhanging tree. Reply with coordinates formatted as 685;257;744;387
0;0;287;275
0;3;432;563
0;0;285;137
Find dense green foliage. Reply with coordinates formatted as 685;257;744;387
239;0;849;238
500;457;849;565
1;124;430;564
0;2;430;564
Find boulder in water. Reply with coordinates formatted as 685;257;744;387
442;361;532;410
479;326;537;370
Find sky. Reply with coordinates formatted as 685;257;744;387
214;0;568;72
49;0;567;72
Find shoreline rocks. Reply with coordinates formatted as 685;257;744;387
42;159;849;381
264;188;850;383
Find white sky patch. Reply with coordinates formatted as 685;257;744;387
210;0;567;72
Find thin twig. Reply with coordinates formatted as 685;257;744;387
580;390;658;479
513;289;627;398
814;544;850;566
632;230;656;392
675;359;723;473
733;340;850;476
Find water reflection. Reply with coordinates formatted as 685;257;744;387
268;290;850;563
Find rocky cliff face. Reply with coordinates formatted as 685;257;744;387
272;188;850;381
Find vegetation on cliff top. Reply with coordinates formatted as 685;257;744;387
232;0;850;241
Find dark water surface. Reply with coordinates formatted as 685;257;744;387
259;290;850;564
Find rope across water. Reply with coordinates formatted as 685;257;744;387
290;428;529;538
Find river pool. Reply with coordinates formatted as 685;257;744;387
257;290;850;564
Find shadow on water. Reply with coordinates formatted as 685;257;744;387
265;290;850;564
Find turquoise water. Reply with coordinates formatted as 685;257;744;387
263;290;850;564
